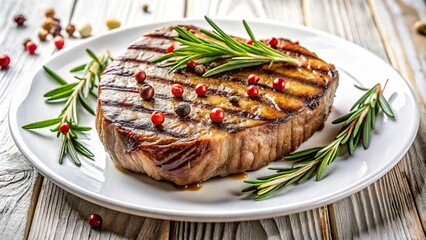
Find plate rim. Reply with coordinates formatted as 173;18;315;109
8;17;421;222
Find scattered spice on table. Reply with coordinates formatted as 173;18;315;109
14;14;26;26
88;214;103;229
78;22;92;38
142;3;150;13
66;24;76;37
414;20;426;36
106;18;121;30
0;55;11;69
38;30;48;41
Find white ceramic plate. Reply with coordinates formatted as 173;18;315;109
9;19;420;222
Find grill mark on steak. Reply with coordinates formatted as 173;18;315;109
128;45;167;53
111;53;332;89
103;61;326;112
100;95;272;121
113;119;189;139
101;99;269;135
218;74;323;100
100;75;307;113
144;141;210;171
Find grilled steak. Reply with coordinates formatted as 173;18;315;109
96;25;339;185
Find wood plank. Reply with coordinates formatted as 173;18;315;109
368;0;426;105
27;0;185;239
170;208;330;240
305;0;426;238
29;178;169;240
368;0;426;231
169;1;332;239
0;1;75;239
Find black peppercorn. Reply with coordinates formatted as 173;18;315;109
174;102;191;117
140;84;155;100
228;95;240;104
208;62;218;69
194;65;206;76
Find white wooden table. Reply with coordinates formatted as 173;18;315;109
1;0;425;239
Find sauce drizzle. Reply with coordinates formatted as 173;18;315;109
175;183;202;191
230;172;248;180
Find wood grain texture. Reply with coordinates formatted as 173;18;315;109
28;178;169;240
0;0;74;239
369;0;426;231
170;209;330;240
369;0;426;104
305;0;426;238
27;0;185;239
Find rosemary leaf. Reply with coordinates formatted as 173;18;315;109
332;111;353;124
43;66;67;85
86;49;101;64
46;88;74;101
22;117;62;129
44;82;78;97
71;138;94;158
203;59;269;77
72;125;92;131
58;136;67;164
354;84;370;91
378;93;395;118
70;64;87;73
66;139;81;166
350;84;378;110
362;110;372;149
283;146;323;160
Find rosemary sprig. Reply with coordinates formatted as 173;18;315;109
152;16;299;77
243;81;395;200
22;49;113;166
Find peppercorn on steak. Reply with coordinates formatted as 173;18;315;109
96;25;339;185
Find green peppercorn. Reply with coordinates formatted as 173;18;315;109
228;96;240;104
414;20;426;36
106;18;121;30
175;102;191;117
